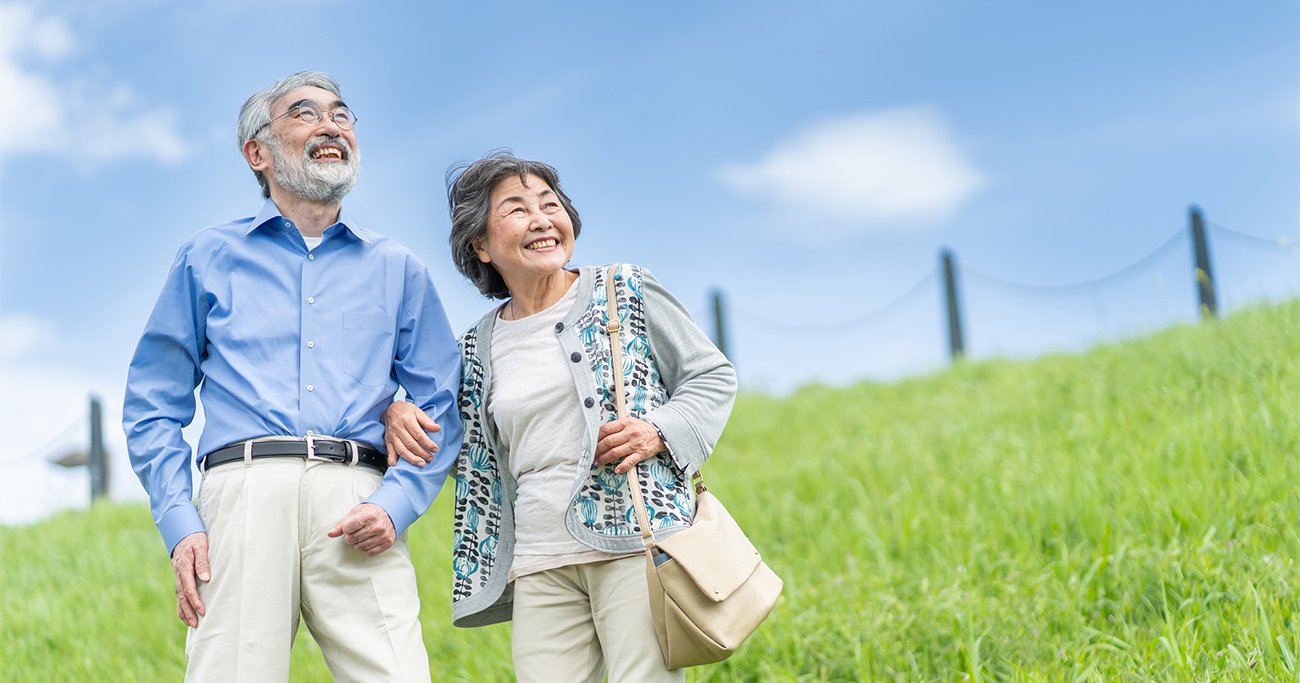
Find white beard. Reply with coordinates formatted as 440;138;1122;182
267;134;360;203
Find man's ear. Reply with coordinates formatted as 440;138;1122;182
243;138;270;173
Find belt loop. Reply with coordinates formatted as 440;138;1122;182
305;434;316;461
242;440;253;468
347;440;359;467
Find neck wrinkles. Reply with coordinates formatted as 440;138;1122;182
505;269;578;319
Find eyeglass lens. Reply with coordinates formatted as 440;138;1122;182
289;101;356;129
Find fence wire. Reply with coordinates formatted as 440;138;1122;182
720;220;1296;334
963;228;1187;295
0;410;87;466
732;268;937;331
1208;222;1300;252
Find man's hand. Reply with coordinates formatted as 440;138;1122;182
172;532;210;628
328;503;397;556
594;418;666;474
381;401;441;468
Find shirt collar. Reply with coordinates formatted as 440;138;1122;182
245;198;375;245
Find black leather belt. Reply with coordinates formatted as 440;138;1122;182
203;437;387;474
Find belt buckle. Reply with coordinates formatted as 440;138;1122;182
305;435;358;466
305;435;341;464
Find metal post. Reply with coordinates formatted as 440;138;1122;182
710;289;730;360
88;395;108;501
940;248;965;361
1189;205;1217;318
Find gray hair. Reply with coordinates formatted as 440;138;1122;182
447;150;582;299
237;71;344;198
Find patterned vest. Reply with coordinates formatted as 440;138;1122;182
451;265;696;618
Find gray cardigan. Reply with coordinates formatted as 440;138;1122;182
450;264;737;627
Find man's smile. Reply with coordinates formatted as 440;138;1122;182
309;142;347;161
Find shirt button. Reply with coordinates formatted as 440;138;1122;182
306;384;315;392
308;253;315;261
285;220;295;230
554;322;564;333
307;341;315;348
584;396;595;408
570;351;582;363
307;297;315;305
306;429;315;436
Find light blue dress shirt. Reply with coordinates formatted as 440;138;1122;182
123;200;463;555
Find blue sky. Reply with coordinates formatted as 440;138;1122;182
0;1;1296;518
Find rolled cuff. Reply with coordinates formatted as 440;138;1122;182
644;405;706;476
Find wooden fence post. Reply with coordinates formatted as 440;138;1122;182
941;248;965;361
710;289;730;360
88;395;108;501
1189;205;1218;318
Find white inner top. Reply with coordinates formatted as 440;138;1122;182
488;281;626;579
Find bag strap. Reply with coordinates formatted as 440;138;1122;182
605;266;629;421
604;265;709;546
604;265;657;546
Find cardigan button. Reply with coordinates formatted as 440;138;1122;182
570;351;582;363
555;322;564;333
584;396;595;408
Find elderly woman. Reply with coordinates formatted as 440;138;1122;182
384;152;736;681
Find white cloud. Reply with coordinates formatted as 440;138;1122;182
0;56;66;151
0;315;82;447
74;105;190;164
720;106;984;230
0;1;190;165
0;3;74;60
0;312;55;358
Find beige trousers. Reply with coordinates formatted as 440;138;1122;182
512;556;685;683
186;458;431;683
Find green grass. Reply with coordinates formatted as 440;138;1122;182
4;301;1299;681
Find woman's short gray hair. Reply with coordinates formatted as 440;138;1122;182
447;151;582;299
237;71;343;198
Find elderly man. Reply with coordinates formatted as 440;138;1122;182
123;71;461;681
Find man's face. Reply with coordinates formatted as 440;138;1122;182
260;85;360;203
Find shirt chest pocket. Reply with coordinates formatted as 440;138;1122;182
343;312;395;386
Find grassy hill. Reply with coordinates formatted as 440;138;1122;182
3;301;1298;681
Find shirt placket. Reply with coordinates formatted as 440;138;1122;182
300;236;325;434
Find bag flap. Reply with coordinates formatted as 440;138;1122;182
655;490;762;602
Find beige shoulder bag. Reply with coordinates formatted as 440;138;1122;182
604;265;782;670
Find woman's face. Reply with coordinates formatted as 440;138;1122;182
475;173;576;288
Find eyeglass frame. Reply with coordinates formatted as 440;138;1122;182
251;99;358;140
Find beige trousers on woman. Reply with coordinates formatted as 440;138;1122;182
512;556;685;683
186;458;430;683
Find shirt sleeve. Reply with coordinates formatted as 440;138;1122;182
636;266;738;475
363;255;465;536
122;244;208;556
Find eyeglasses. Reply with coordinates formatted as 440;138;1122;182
253;99;357;138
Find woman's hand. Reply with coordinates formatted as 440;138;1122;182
594;417;665;474
381;401;441;467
